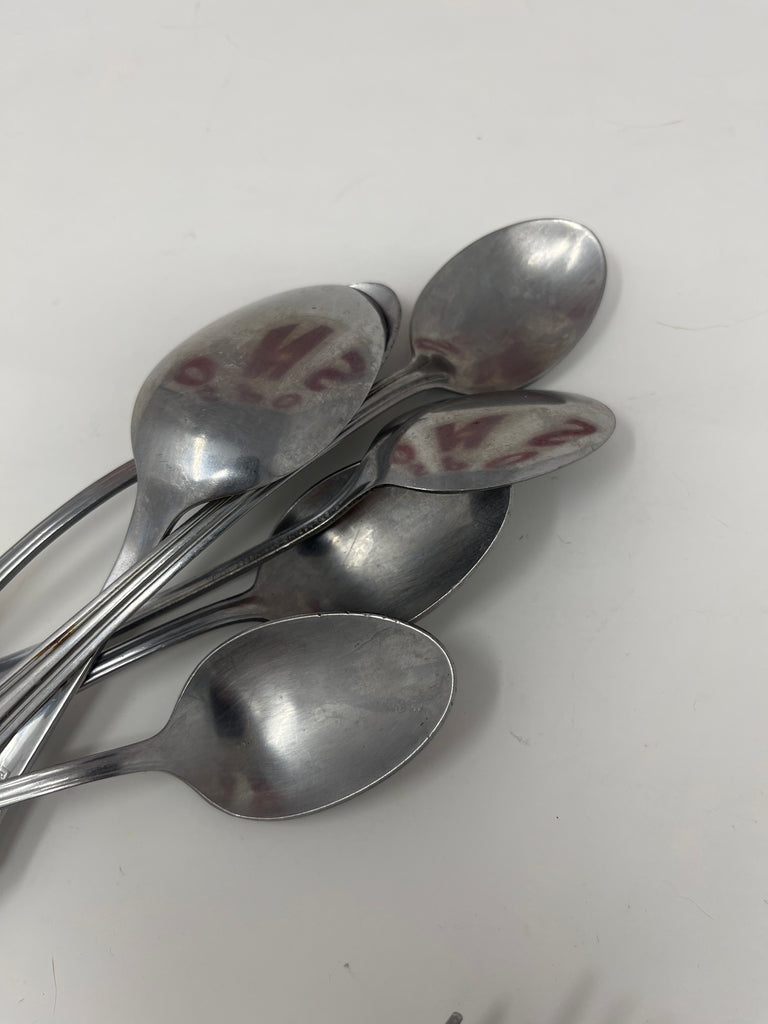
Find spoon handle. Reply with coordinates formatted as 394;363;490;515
0;737;156;806
0;536;275;679
361;356;446;408
119;464;360;626
0;595;260;782
0;375;439;780
0;461;137;592
0;492;244;747
0;438;379;751
0;452;369;677
0;424;377;749
0;398;390;774
88;596;264;684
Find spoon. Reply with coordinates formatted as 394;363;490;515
0;218;604;590
363;218;606;409
206;389;616;575
63;384;614;653
107;283;387;580
0;284;395;592
0;389;613;754
62;470;512;684
0;614;455;819
0;470;511;680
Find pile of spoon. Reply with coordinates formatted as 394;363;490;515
0;218;614;823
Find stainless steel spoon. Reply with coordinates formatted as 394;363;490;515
107;283;387;579
0;614;455;819
363;218;606;409
0;284;396;592
0;218;604;589
67;470;512;684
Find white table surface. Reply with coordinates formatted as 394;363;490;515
1;2;766;1021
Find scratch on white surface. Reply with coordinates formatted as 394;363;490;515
656;309;768;332
509;729;530;746
657;320;735;331
608;118;684;130
710;515;732;529
677;894;716;921
51;957;58;1015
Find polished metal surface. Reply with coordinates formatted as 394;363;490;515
216;389;616;569
0;284;393;594
0;461;136;593
378;389;615;492
410;219;605;390
0;288;387;777
0;615;455;819
100;387;612;630
70;469;512;682
351;282;401;358
110;283;387;579
0;388;612;755
0;226;609;800
0;218;602;592
0;471;511;677
364;219;606;410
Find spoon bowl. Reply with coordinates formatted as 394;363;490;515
255;467;511;620
67;470;511;682
409;218;606;392
364;219;607;415
0;615;455;820
111;284;388;578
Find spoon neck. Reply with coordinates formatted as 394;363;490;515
87;596;264;685
348;358;449;431
104;481;181;586
0;737;159;809
233;465;377;571
0;460;138;592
